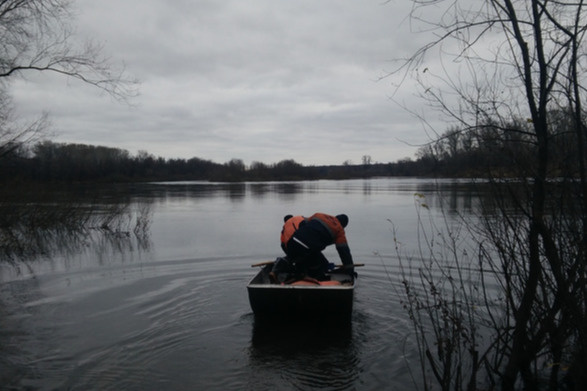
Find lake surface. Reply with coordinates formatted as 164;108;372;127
0;178;484;390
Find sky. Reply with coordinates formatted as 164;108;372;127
11;0;439;166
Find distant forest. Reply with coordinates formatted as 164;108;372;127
0;141;421;182
0;111;581;183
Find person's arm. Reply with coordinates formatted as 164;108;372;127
335;243;353;267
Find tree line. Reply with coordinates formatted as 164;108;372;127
415;109;585;178
1;109;582;184
0;140;424;183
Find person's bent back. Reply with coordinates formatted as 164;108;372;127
288;213;354;269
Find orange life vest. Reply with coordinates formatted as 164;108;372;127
280;215;305;247
306;212;348;246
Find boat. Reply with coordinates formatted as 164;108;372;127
247;263;356;318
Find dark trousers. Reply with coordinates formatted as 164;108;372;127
285;239;329;280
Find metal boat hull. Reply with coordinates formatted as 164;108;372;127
247;265;355;318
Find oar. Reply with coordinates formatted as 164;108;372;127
335;263;364;269
251;260;276;267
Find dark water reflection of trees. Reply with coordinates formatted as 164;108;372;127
146;181;303;200
0;181;309;267
0;184;152;266
0;179;551;268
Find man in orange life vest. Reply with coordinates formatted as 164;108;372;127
282;213;354;280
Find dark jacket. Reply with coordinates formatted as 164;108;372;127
290;213;353;266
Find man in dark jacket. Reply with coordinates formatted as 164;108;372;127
284;212;354;280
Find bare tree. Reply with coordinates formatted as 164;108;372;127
0;88;47;157
392;0;587;389
0;0;137;154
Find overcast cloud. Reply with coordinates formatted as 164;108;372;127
11;0;433;166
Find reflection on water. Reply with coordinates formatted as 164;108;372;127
249;318;359;390
0;178;507;390
0;184;152;273
146;178;492;214
148;181;304;202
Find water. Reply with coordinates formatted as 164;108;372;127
0;178;483;390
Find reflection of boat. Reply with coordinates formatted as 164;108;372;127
248;316;359;390
247;264;355;318
251;316;353;348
